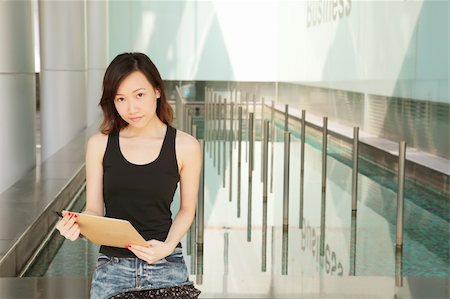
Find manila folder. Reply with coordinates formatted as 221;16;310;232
62;211;149;248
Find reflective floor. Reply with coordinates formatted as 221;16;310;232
19;131;449;298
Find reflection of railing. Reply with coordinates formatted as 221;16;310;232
180;86;408;287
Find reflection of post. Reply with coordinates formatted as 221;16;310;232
282;226;289;276
282;131;290;275
262;120;270;272
222;230;229;294
349;211;357;275
320;117;328;257
352;127;359;211
237;106;243;217
395;246;403;287
247;113;254;242
196;139;205;284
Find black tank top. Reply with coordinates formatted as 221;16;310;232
100;125;180;257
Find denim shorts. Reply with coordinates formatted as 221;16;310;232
90;247;193;299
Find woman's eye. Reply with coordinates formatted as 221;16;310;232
115;97;125;102
137;93;144;98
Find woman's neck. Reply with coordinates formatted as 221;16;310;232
122;118;166;138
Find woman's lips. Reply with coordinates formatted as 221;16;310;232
129;116;143;122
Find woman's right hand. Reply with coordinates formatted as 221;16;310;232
55;212;81;241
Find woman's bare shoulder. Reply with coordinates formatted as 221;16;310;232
175;129;200;151
87;132;109;156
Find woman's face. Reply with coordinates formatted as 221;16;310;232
114;71;160;129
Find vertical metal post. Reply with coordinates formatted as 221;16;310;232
396;141;406;247
320;117;328;257
262;120;270;272
208;92;213;157
284;104;289;132
352;127;359;211
218;96;222;175
230;100;234;153
196;138;205;283
229;102;234;202
261;97;265;142
205;88;209;153
245;92;249;162
299;110;306;228
204;88;208;153
247;113;254;242
260;98;265;180
260;97;268;178
223;99;228;187
237;106;243;217
190;125;198;272
208;89;212;153
185;106;190;134
260;101;265;183
188;114;193;135
190;210;197;274
236;99;241;149
270;100;275;193
187;124;197;257
282;131;290;275
250;112;254;172
212;94;217;161
252;94;256;117
283;132;291;227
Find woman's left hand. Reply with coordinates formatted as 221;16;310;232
127;240;174;264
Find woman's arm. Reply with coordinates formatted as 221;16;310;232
56;132;107;239
128;131;202;263
164;133;202;249
84;132;108;216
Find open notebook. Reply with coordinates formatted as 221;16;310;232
62;211;150;248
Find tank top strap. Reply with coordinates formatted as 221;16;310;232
159;125;175;158
103;131;121;165
158;125;179;175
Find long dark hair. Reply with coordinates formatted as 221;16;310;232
99;52;173;134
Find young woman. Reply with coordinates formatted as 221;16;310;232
56;52;202;299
